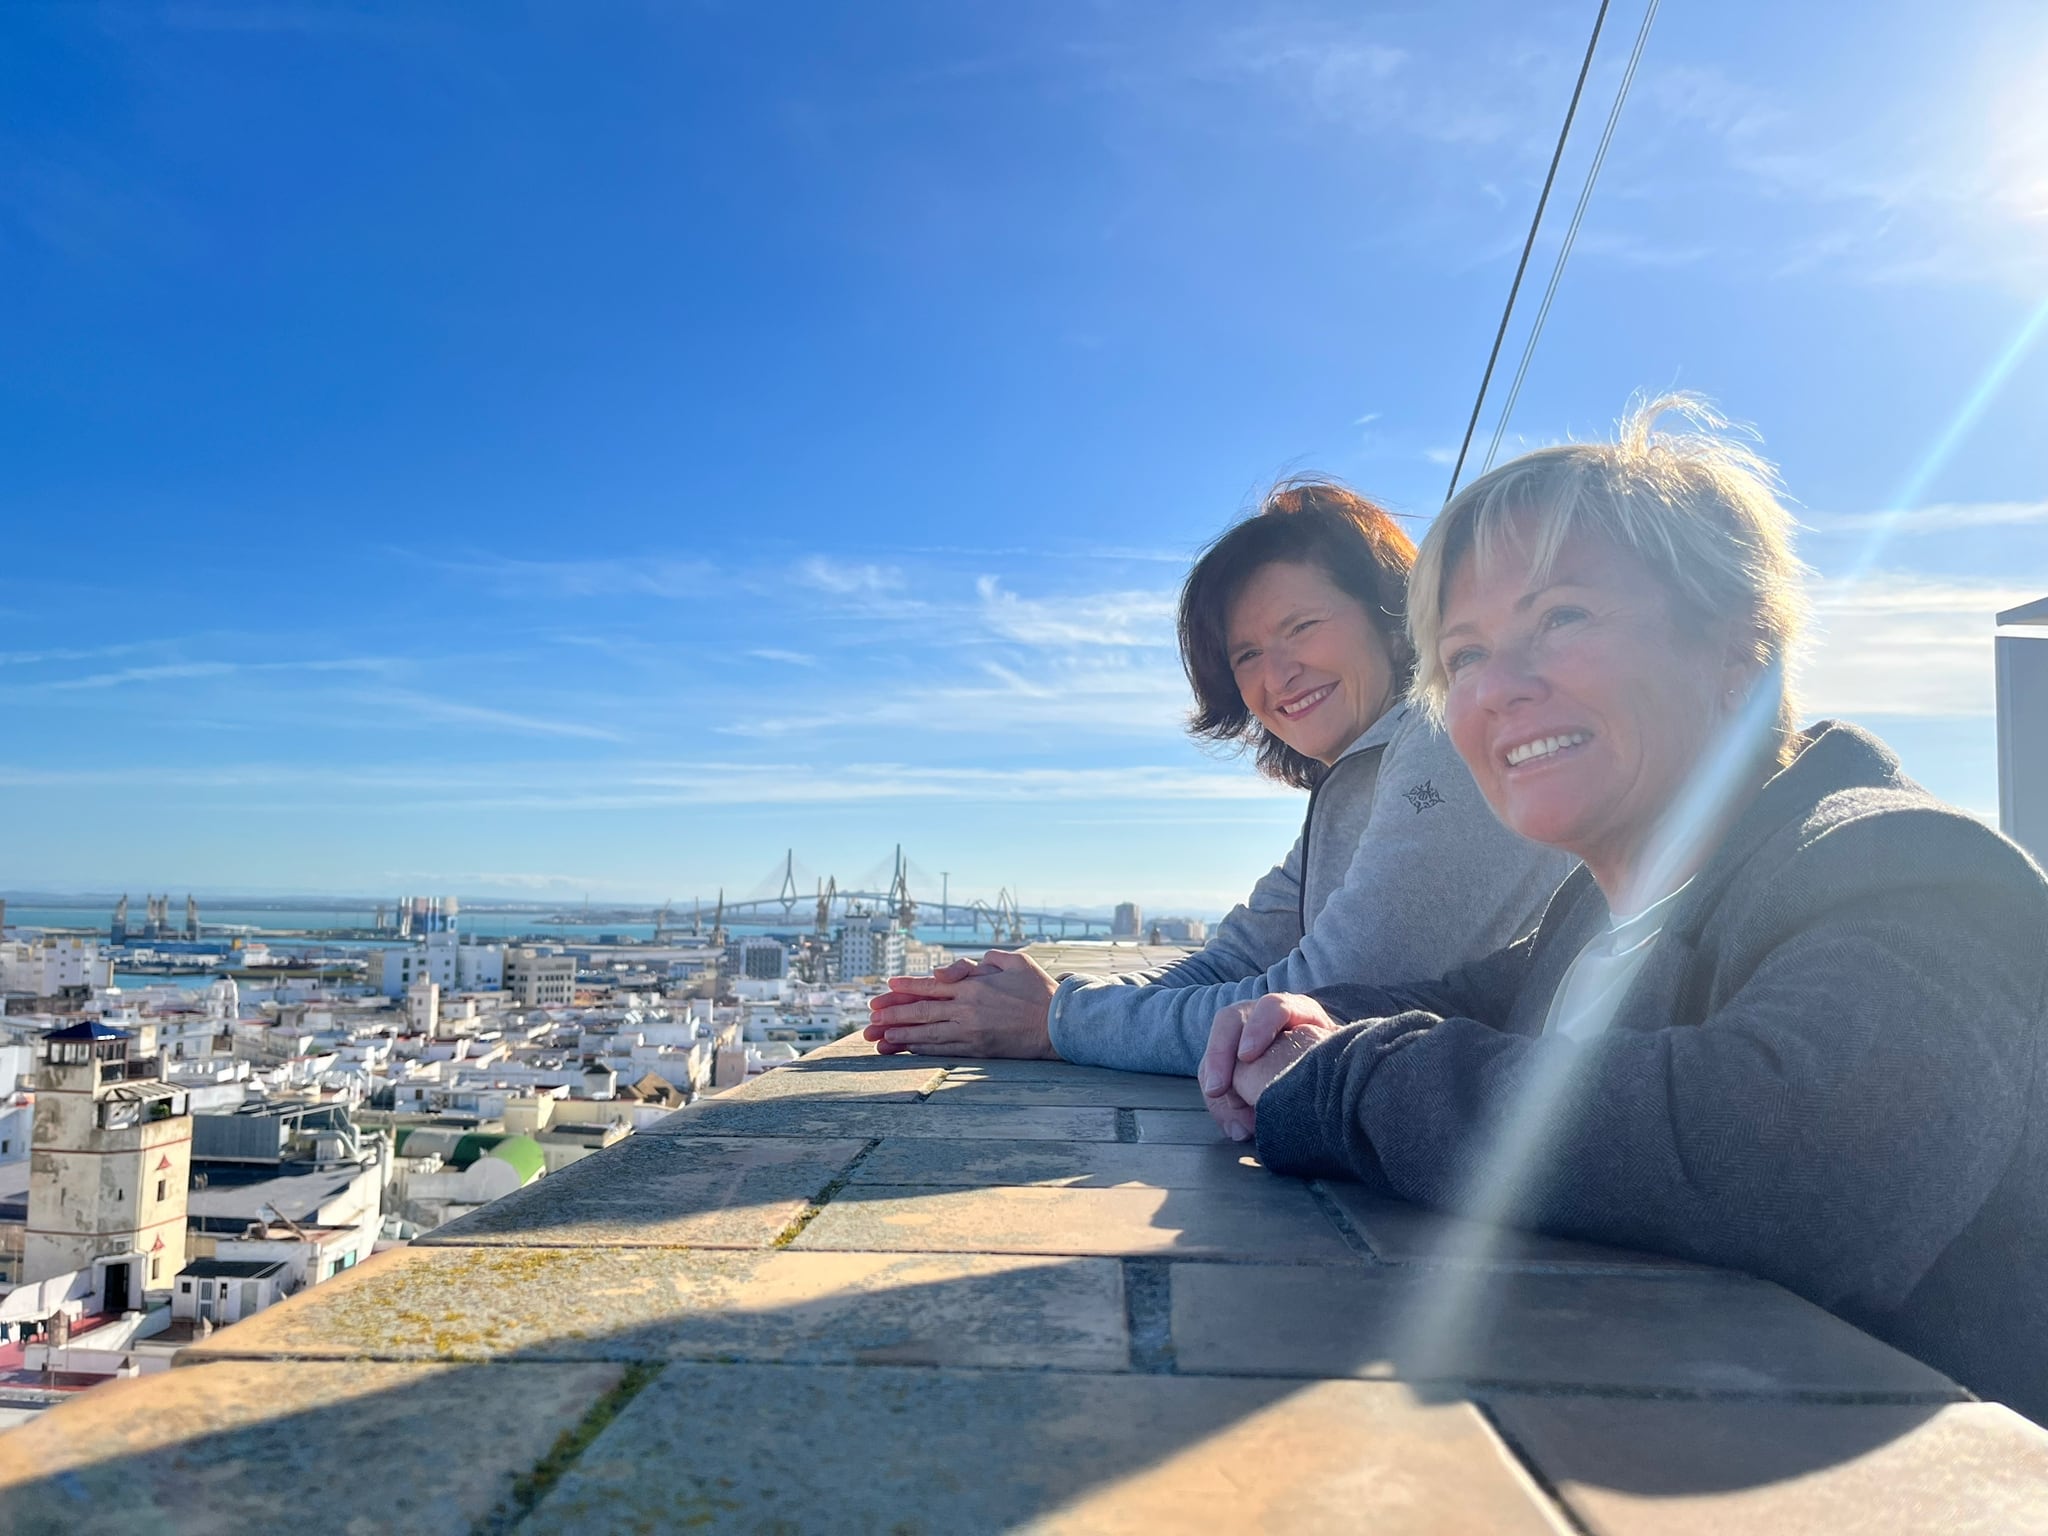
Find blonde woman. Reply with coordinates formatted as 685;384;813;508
1206;397;2048;1422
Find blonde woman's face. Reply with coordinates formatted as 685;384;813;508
1436;527;1742;896
1225;561;1398;767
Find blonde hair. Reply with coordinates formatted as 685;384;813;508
1409;393;1810;760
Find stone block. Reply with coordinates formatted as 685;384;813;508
937;1058;1147;1082
784;1036;986;1071
792;1180;1354;1260
645;1099;1119;1142
928;1072;1202;1110
0;1359;622;1535
1171;1263;1961;1396
1487;1396;2048;1536
718;1065;946;1104
785;1031;892;1064
1134;1108;1232;1144
178;1245;1128;1371
522;1363;1570;1534
852;1136;1265;1190
1317;1183;1704;1271
418;1133;865;1248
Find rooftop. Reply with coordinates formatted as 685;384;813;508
186;1160;373;1228
179;1260;289;1281
0;1030;2042;1530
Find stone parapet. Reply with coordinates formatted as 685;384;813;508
0;1030;2041;1532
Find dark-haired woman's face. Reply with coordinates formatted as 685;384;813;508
1226;561;1399;766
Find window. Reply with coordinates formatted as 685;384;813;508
115;1187;124;1202
150;1257;160;1281
179;1280;192;1293
156;1179;167;1202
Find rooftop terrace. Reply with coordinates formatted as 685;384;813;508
0;1028;2043;1532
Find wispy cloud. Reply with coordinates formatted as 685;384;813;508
1803;573;2040;718
794;557;904;596
443;553;715;601
715;649;1189;741
41;657;393;692
411;761;1291;813
975;577;1175;648
1805;500;2048;535
747;648;817;667
0;641;156;668
1203;25;1520;149
1563;228;1714;270
1636;62;2048;291
362;689;627;742
0;756;1290;811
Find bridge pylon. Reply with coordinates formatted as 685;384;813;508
778;850;800;918
888;844;917;932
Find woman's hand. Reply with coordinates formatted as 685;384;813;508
1200;992;1340;1142
863;949;1060;1059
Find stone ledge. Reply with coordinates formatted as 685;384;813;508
0;1035;2039;1533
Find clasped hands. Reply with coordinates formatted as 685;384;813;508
866;949;1338;1140
864;949;1062;1059
1198;992;1340;1143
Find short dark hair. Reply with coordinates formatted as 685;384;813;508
1179;477;1417;790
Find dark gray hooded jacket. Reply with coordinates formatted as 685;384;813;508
1255;721;2048;1421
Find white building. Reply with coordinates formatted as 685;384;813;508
375;932;504;998
1112;902;1142;940
504;948;575;1007
0;936;111;997
171;1258;288;1328
830;913;905;983
0;1044;33;1165
1997;596;2048;867
406;980;441;1037
724;936;789;980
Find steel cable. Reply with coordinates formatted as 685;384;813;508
1480;0;1664;476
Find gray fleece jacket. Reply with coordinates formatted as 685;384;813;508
1257;722;2048;1423
1046;703;1576;1076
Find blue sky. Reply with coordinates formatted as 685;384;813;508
3;0;2044;913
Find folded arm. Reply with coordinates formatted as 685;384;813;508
1257;882;2043;1316
1051;756;1565;1076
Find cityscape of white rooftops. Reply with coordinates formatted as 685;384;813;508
0;856;1233;1425
2;6;2046;1523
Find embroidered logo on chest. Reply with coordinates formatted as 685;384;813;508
1403;779;1445;813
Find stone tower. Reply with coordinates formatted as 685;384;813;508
25;1022;191;1297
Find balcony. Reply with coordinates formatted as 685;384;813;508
0;1029;2041;1530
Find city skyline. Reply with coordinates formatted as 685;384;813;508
3;1;2045;911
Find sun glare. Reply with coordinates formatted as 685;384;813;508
1986;42;2048;228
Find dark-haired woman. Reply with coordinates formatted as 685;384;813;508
866;480;1573;1083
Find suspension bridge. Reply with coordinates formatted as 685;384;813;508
549;848;1117;942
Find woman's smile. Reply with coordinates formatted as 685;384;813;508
1277;683;1336;720
1441;525;1744;899
1502;730;1593;769
1226;560;1399;766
